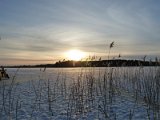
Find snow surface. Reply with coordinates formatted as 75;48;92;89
0;67;159;120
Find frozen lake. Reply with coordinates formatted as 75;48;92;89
0;67;159;120
6;67;159;82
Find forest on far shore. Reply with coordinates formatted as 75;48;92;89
5;59;160;68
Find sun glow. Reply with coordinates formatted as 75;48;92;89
66;49;86;61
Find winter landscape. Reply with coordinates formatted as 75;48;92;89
0;0;160;119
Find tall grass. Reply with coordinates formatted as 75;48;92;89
0;67;159;119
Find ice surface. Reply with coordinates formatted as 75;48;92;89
0;67;159;120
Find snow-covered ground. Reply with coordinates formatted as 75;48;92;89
0;67;159;120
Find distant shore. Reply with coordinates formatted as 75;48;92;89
4;59;160;68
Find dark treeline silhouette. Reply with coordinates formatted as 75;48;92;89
5;59;160;68
54;59;159;67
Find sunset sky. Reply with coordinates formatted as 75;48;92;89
0;0;160;65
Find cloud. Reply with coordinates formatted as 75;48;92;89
0;0;160;65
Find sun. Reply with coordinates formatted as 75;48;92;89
66;49;85;61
